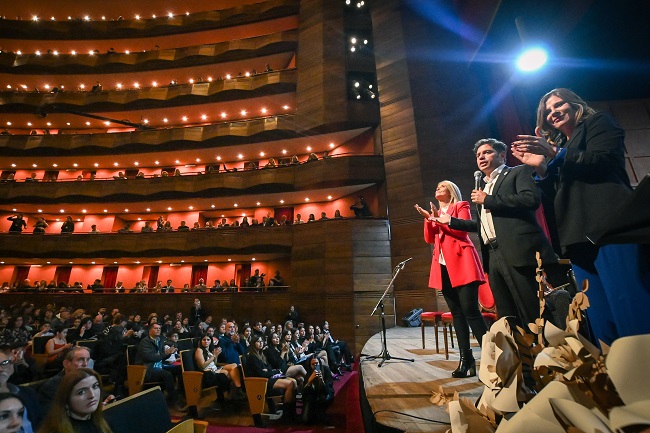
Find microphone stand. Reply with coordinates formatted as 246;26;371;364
362;259;414;367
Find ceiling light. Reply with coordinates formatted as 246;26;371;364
168;207;172;211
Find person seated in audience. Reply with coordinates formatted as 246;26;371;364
60;216;74;234
334;209;343;219
268;271;285;288
190;279;205;293
163;332;180;365
294;214;305;224
194;335;241;404
307;214;316;222
150;281;163;293
322;321;353;371
247;269;265;290
135;171;145;179
44;326;73;369
177;221;190;231
140;221;153;232
135;324;186;412
210;280;221;292
38;368;114;433
204;221;215;229
162;221;173;231
278;215;290;225
173;169;182;176
250;218;259;226
33;217;48;234
289;155;300;165
25;173;39;182
240;216;250;227
217;218;229;228
88;279;103;293
162;279;174;293
112;171;127;180
319;212;329;221
0;341;43;433
307;153;319;162
161;170;169;177
245;336;297;419
7;214;27;233
350;196;371;217
263;212;276;227
0;392;27;433
301;357;335;425
88;225;99;234
191;222;201;230
117;223;132;233
68;317;96;343
217;322;245;366
265;332;307;391
265;158;277;168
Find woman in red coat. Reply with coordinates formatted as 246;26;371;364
415;180;487;378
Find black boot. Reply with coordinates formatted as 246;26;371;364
451;349;476;378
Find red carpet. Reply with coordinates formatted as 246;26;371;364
206;367;361;433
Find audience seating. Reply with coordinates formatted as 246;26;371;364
104;387;207;433
239;354;283;427
31;335;59;378
166;418;208;433
125;344;162;396
179;350;218;418
176;338;194;352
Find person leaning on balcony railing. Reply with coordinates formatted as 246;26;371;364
60;216;75;234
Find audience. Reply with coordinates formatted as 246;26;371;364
0;298;353;426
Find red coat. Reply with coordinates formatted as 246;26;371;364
423;201;485;290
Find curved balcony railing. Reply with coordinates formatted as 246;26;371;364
0;155;385;204
0;30;298;74
0;217;386;259
0;0;299;40
0;70;297;114
0;111;380;157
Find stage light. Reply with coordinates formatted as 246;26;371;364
516;47;548;72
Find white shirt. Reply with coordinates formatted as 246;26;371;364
480;164;506;243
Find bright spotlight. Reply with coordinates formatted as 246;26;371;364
516;47;548;72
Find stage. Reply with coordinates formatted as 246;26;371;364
359;325;484;433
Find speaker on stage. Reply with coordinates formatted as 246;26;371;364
402;308;423;327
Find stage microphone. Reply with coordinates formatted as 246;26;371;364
474;170;482;190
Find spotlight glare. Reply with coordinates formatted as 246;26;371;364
516;47;548;72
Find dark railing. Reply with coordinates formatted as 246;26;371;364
0;30;298;74
0;0;299;40
0;154;385;204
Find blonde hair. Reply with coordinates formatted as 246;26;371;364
536;88;596;145
438;181;462;204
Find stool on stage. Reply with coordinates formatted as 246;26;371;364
420;312;453;359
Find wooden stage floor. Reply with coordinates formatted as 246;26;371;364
359;326;484;433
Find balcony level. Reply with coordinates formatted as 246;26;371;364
0;30;298;75
0;0;299;41
0;69;297;114
0;155;385;205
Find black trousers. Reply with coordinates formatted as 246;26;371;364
487;247;539;330
439;265;487;351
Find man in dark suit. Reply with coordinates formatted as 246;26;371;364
439;138;557;331
135;323;186;412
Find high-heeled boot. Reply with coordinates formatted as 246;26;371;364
451;348;476;378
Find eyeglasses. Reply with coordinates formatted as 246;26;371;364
0;359;13;367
